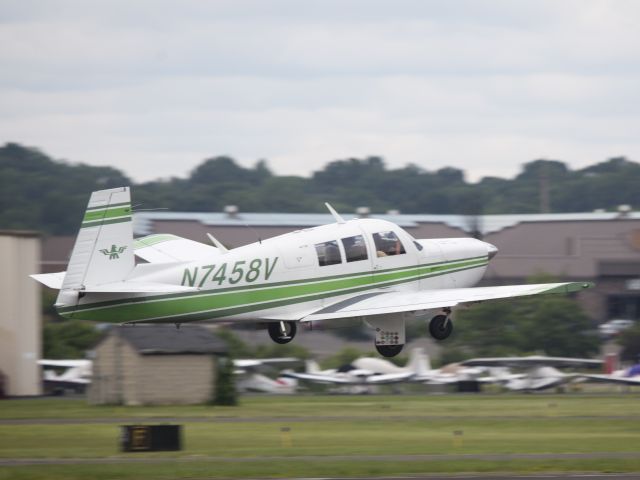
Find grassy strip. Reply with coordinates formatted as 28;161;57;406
3;458;640;480
1;417;639;459
2;394;640;421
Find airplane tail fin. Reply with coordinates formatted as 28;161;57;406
305;359;321;374
407;347;431;375
55;187;134;308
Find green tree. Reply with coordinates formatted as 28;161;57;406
450;294;599;358
43;321;102;359
618;323;640;362
211;355;238;406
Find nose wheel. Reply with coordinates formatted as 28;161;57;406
375;344;404;357
429;310;453;340
268;321;297;344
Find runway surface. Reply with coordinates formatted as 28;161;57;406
2;451;640;466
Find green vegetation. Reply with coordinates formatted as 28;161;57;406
1;395;640;479
618;322;640;362
445;289;600;361
211;356;237;406
2;143;639;235
43;321;103;359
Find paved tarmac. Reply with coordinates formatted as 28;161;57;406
2;451;640;466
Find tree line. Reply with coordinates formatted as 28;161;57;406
1;142;639;235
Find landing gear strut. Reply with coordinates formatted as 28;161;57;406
375;344;404;357
429;308;453;340
267;321;297;344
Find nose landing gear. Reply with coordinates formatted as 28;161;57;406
429;308;453;340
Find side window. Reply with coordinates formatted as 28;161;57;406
372;231;406;257
315;240;342;266
341;235;368;263
413;240;424;251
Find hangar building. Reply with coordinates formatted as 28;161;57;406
88;324;227;405
0;231;42;396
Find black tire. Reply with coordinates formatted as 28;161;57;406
267;321;297;344
429;314;453;340
375;344;404;357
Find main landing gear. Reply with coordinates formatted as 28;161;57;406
429;308;453;340
267;321;297;344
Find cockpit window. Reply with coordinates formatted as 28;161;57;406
372;231;406;257
413;240;424;251
315;240;342;266
341;235;368;263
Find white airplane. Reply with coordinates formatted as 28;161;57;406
352;347;470;384
38;359;92;393
32;187;593;357
233;358;299;394
461;355;603;391
282;358;415;385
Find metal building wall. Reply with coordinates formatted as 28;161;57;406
0;232;42;395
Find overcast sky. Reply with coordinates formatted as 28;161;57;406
1;0;639;182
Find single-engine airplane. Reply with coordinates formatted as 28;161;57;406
32;187;593;357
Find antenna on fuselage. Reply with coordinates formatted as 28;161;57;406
325;203;345;224
206;233;229;253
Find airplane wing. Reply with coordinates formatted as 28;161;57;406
281;371;356;384
460;356;602;369
234;358;300;369
38;360;91;368
367;372;415;384
579;374;640;386
301;282;593;322
134;234;222;263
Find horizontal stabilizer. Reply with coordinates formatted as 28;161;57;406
134;234;222;263
82;281;198;294
30;272;66;290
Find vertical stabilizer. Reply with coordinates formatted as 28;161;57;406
57;187;134;306
407;347;431;376
305;360;321;374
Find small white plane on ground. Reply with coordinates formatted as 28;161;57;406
32;187;593;357
351;348;478;384
461;355;603;391
38;359;92;393
233;357;299;394
283;348;427;385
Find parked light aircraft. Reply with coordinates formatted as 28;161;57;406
283;348;426;385
461;355;603;391
38;359;92;393
32;187;593;357
234;358;299;394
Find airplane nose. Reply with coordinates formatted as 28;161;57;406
484;242;499;260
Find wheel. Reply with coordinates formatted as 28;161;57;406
429;314;453;340
375;344;404;357
267;321;297;344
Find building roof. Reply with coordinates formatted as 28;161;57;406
113;325;227;355
133;210;640;236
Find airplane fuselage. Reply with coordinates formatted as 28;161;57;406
58;218;491;324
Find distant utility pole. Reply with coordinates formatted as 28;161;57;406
539;164;550;213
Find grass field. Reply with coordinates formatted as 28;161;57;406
1;394;640;479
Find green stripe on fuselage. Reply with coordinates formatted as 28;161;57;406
60;257;488;322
